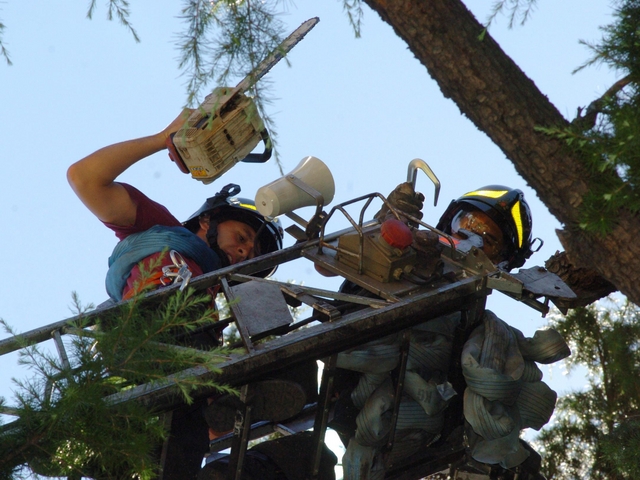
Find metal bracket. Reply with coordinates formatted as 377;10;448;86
284;174;328;239
228;384;253;480
310;355;337;479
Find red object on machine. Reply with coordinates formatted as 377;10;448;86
380;218;413;249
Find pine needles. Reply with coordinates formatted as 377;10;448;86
0;286;236;479
535;298;640;479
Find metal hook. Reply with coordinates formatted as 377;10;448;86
406;159;440;206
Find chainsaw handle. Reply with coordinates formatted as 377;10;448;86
166;133;189;174
240;129;273;163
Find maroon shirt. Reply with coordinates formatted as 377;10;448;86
104;183;204;298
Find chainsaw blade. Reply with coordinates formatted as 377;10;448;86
231;17;319;96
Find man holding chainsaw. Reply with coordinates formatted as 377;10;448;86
67;110;284;302
67;110;317;480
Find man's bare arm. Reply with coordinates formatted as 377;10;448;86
67;110;190;226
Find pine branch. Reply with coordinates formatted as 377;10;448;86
0;21;12;66
538;298;640;478
86;0;139;42
0;285;235;478
572;74;634;130
485;0;538;28
342;0;365;38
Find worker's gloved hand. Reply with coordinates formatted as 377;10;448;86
375;182;425;225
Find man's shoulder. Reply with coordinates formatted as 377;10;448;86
107;183;182;240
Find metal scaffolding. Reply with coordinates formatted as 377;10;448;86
0;194;574;480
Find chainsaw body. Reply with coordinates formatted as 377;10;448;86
168;87;271;185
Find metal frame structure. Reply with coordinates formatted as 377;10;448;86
0;193;574;480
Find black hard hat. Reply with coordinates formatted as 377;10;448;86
436;185;536;270
184;184;284;276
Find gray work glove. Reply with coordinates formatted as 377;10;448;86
375;182;425;225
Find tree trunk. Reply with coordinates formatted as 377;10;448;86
363;0;640;305
545;251;616;309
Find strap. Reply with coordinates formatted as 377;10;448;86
106;225;221;301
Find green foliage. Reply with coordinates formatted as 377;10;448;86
0;21;10;66
536;108;640;236
177;0;285;104
600;416;640;479
86;0;140;43
342;0;364;38
512;3;640;235
0;287;235;480
485;0;538;28
535;298;640;479
577;0;640;76
534;0;640;234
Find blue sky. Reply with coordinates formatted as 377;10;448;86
0;0;617;458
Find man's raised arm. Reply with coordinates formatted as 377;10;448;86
67;110;190;227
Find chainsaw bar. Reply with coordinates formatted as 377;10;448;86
167;17;319;183
230;17;319;97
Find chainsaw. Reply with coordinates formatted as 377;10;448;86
167;17;319;184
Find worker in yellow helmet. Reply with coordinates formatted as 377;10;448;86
436;185;540;271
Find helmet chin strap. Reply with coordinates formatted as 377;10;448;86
205;220;230;268
253;222;267;255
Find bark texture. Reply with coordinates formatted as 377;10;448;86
363;0;640;305
545;251;616;309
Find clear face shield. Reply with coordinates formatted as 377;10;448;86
450;209;505;263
